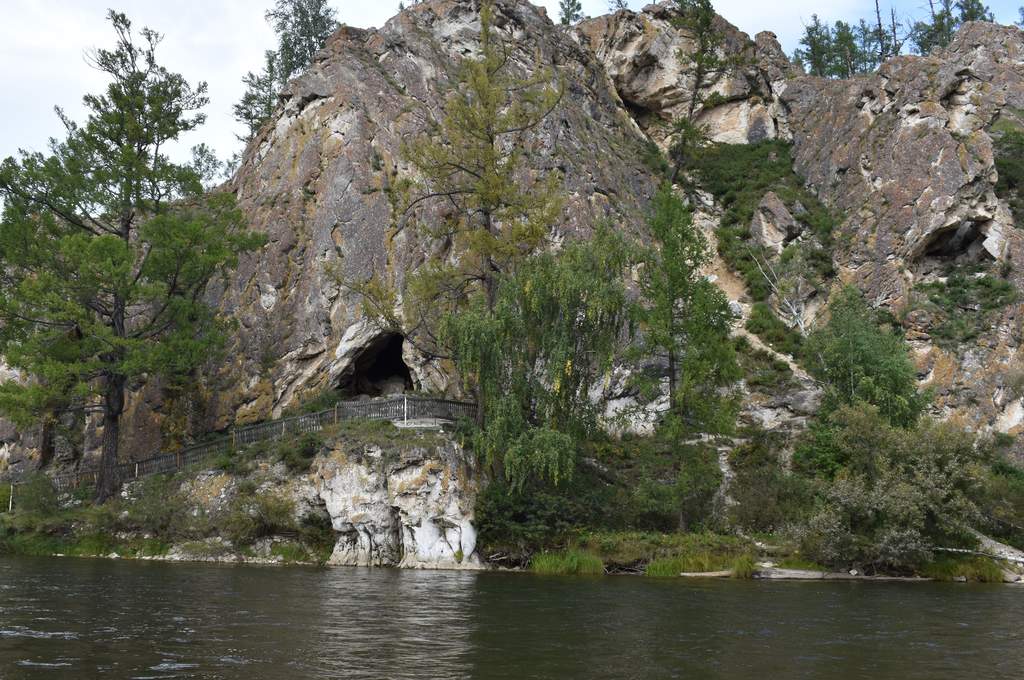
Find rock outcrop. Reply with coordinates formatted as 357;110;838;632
313;435;480;569
210;0;660;428
577;2;798;145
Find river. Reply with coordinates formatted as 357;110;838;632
1;557;1022;679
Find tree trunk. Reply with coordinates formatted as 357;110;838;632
668;348;678;414
95;374;125;502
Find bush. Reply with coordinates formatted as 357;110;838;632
921;556;1006;583
912;270;1018;348
729;432;815;532
796;405;986;571
298;511;336;564
745;303;803;358
529;549;604;576
277;432;323;473
222;490;297;546
12;473;58;515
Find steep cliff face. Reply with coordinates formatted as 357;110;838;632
582;5;1024;441
210;0;660;428
577;2;799;146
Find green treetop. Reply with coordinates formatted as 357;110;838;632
0;11;263;500
399;0;563;332
560;0;584;25
804;287;928;428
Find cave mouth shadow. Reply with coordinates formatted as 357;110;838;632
338;332;414;399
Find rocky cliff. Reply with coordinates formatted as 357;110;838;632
5;0;1022;505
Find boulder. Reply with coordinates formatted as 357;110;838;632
750;191;801;253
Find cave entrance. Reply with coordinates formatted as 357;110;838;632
919;220;991;263
339;332;414;398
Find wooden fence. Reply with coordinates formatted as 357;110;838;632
7;395;476;495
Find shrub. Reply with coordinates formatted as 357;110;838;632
298;511;336;564
529;549;604;576
729;433;815;532
912;270;1018;348
730;553;757;579
277;432;323;473
745;303;803;358
12;473;58;515
222;490;297;546
796;405;987;571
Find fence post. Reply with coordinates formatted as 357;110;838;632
8;483;13;513
404;395;408;423
281;420;286;438
135;462;139;479
231;428;237;450
334;403;338;425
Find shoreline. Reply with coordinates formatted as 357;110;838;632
8;550;1024;585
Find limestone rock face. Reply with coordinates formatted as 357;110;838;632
750;191;801;253
577;2;798;145
313;436;480;569
780;21;1024;435
210;0;659;426
781;23;1024;303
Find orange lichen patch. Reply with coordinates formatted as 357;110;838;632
189;473;231;509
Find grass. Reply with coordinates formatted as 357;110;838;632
735;336;796;390
920;556;1006;583
690;140;839;303
912;269;1017;348
645;551;758;578
270;541;312;563
745;303;803;358
530;549;605;576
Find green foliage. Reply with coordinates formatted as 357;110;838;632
920;556;1006;582
558;0;583;25
0;12;262;500
233;50;279;142
673;0;727;120
805;287;929;428
912;269;1018;348
729;431;815;532
734;336;796;390
580;530;750;568
11;473;58;516
277;432;323;473
995;129;1024;226
634;184;740;435
447;227;634;490
223;490;297;546
730;553;757;579
796;404;987;571
298;511;336;564
690;140;838;304
911;0;992;55
530;549;604;575
266;0;338;84
745;303;804;358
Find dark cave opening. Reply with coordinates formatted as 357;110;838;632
920;221;989;262
338;333;414;398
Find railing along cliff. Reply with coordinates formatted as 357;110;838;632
9;395;476;494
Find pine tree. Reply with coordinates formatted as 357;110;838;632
0;12;263;500
233;0;338;144
634;185;740;436
233;50;279;143
559;0;584;25
266;0;339;84
675;0;724;120
794;15;834;77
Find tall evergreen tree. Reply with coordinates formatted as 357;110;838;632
675;0;725;120
0;12;263;500
233;0;338;145
266;0;339;84
559;0;584;25
634;185;740;436
232;50;279;143
794;15;834;77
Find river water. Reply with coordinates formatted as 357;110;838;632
1;557;1022;679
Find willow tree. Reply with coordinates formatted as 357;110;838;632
443;227;635;489
0;12;262;500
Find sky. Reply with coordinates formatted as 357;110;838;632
1;0;1021;166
